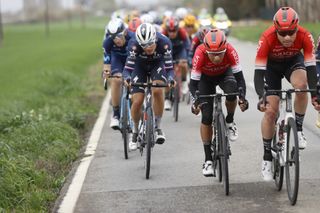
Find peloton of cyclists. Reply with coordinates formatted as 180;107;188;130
102;18;135;130
189;29;249;177
254;7;320;181
122;23;175;151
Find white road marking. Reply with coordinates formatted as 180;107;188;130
58;90;111;213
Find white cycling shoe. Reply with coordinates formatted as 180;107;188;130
261;160;273;182
227;122;238;142
202;160;214;177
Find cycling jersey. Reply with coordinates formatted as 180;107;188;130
189;31;204;59
162;28;190;61
255;25;316;70
102;31;134;74
191;43;242;80
123;32;174;80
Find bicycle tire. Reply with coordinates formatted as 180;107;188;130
173;81;180;122
285;117;299;205
145;107;153;179
217;114;229;195
121;97;129;159
272;127;284;191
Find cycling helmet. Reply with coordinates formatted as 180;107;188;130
216;7;225;14
136;23;157;47
128;17;142;32
184;14;197;26
198;26;211;42
203;29;227;52
175;7;188;20
166;16;179;31
106;18;125;38
140;14;154;24
273;7;299;31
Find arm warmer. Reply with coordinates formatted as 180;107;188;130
234;71;246;98
306;65;318;97
189;79;199;103
254;69;266;99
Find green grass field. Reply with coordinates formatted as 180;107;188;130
0;18;105;211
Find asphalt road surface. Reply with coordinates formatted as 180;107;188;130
71;38;320;213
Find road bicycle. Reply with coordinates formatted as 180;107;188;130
264;85;320;205
104;76;132;159
195;89;243;195
131;75;168;179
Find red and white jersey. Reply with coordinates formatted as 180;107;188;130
191;43;242;80
255;25;316;70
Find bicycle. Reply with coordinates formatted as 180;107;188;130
168;61;182;122
195;88;243;195
104;76;133;159
131;76;168;179
263;85;320;205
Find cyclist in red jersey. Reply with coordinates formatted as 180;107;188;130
128;17;142;32
254;7;320;181
189;29;248;177
316;36;320;128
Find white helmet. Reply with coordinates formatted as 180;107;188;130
216;7;225;14
175;7;188;20
136;23;157;47
140;14;154;24
106;18;125;37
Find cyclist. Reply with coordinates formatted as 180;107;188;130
189;26;212;62
102;18;134;130
123;23;175;150
162;16;191;109
181;14;199;40
189;29;248;177
254;7;320;181
128;17;142;33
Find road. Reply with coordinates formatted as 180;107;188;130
63;38;320;213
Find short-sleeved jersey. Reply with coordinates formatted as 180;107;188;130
191;43;242;80
102;31;134;64
123;32;174;79
255;25;316;70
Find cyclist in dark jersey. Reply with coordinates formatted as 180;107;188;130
123;23;175;151
102;18;134;130
189;29;248;177
254;7;320;181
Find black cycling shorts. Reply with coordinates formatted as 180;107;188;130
265;52;306;94
198;69;237;125
130;61;167;94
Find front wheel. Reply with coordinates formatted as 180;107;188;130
121;97;129;159
285;117;299;205
145;108;154;179
272;126;284;191
173;81;180;122
217;114;229;195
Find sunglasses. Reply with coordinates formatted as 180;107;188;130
139;41;156;49
168;30;177;33
277;29;297;37
206;49;226;55
110;31;125;39
185;24;195;28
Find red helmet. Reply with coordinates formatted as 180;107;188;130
203;29;227;52
273;7;299;31
128;17;142;32
165;16;179;31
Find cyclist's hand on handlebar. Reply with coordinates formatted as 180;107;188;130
311;96;320;111
257;98;268;112
124;77;131;87
238;98;249;112
102;69;110;79
191;103;201;115
169;79;176;88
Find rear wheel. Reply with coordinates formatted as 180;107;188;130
145;108;154;179
217;114;229;195
285;117;299;205
173;81;180;122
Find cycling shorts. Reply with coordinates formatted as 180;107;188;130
198;69;237;125
266;52;306;94
130;61;168;94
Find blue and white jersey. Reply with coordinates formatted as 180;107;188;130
102;31;134;64
123;32;174;79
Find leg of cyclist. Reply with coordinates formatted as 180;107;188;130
179;59;189;95
109;60;123;130
152;64;168;144
128;67;147;151
219;70;239;142
289;68;308;149
199;75;216;177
